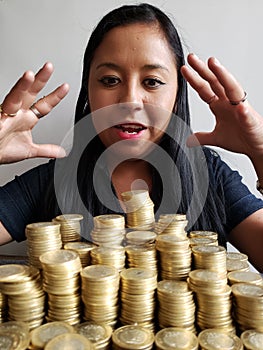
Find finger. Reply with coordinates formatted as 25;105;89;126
30;83;69;118
186;53;226;99
207;57;246;103
30;143;66;159
1;71;35;115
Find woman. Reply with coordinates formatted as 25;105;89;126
1;3;263;271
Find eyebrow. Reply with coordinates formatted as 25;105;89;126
96;62;169;72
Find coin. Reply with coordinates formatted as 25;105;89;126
240;329;263;350
44;333;93;350
198;329;243;350
155;327;198;350
112;325;154;349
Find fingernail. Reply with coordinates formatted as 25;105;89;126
213;57;221;66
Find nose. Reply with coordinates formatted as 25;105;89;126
118;81;144;112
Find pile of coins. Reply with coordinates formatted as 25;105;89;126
64;241;96;268
90;246;126;272
25;222;62;269
125;245;158;273
157;280;196;332
52;214;83;245
121;190;155;230
155;213;188;237
81;264;120;328
120;267;157;331
91;214;126;246
75;321;113;350
0;264;45;330
112;324;155;350
156;234;192;280
40;249;82;325
155;327;199;350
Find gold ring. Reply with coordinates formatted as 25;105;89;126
229;91;247;106
30;104;43;119
0;103;17;117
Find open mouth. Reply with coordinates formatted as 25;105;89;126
115;124;147;135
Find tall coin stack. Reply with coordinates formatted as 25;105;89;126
156;234;191;280
119;267;157;332
40;249;82;325
25;222;62;269
154;328;199;350
198;329;243;350
81;264;120;328
121;190;155;230
231;283;263;332
52;214;83;246
112;325;155;350
155;213;188;237
90;246;126;272
64;241;96;268
188;269;234;332
125;245;158;274
91;214;126;246
157;280;196;332
0;264;46;330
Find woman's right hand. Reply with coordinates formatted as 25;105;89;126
0;62;69;164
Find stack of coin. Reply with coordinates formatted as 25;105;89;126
112;325;155;350
228;271;263;286
155;214;188;237
240;329;263;350
198;328;243;350
40;249;82;325
44;333;94;350
156;234;191;280
191;245;227;274
91;214;126;246
0;292;8;323
121;190;155;230
188;269;228;294
120;267;157;331
155;327;198;350
29;321;75;349
64;241;96;268
0;321;30;350
189;230;218;241
0;264;46;330
125;245;158;274
90;246;126;272
125;230;157;246
231;283;263;332
52;214;83;245
25;222;62;269
81;265;120;328
189;236;218;248
75;321;112;350
157;280;196;332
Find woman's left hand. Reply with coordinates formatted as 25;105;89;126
181;53;263;163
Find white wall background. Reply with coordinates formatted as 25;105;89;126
0;0;262;255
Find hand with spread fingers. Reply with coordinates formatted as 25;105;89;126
0;62;69;164
181;53;263;164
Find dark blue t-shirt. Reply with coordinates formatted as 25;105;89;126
0;149;263;242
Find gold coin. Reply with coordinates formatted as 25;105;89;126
0;264;27;283
112;325;154;349
198;329;243;350
241;329;263;350
44;333;93;350
75;321;112;344
155;327;198;350
228;271;263;286
0;321;30;350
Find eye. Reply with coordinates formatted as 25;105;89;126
98;76;121;87
143;78;165;89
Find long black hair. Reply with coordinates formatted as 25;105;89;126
46;3;226;245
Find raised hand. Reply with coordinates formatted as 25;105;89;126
0;62;69;164
181;53;263;163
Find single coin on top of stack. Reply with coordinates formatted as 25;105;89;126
91;214;126;246
188;230;218;240
157;280;196;333
125;230;157;246
64;241;96;268
191;245;227;274
156;234;191;280
189;236;218;248
90;246;126;272
112;325;155;350
228;270;263;286
40;249;82;325
44;332;94;350
0;321;30;350
227;258;250;273
29;321;75;349
226;251;248;262
155;213;188;237
231;283;263;333
0;264;46;330
121;190;155;230
125;244;158;273
75;321;113;350
25;222;62;269
154;327;198;350
240;329;263;350
81;264;120;329
52;214;83;245
198;328;243;350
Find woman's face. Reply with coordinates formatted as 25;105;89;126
88;23;178;158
